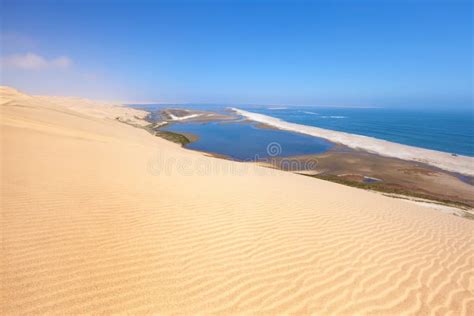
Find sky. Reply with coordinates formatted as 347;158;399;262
1;0;472;108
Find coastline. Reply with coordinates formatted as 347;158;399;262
138;105;474;210
232;108;474;176
2;86;474;314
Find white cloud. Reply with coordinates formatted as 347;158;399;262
51;56;72;68
1;53;72;70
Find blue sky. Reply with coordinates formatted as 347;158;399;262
1;0;472;107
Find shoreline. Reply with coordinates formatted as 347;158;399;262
147;127;474;212
134;106;474;211
232;108;474;176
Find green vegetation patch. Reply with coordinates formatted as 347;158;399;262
153;130;192;145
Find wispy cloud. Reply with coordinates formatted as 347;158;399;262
1;53;72;70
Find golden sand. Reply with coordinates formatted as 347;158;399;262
1;86;473;314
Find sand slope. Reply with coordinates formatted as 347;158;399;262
1;87;473;315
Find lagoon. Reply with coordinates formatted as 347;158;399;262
162;121;333;160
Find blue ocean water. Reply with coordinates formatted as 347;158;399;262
130;104;474;157
245;106;474;157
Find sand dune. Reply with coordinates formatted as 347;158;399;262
1;86;473;315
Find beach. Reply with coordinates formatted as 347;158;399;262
1;86;474;314
232;108;474;176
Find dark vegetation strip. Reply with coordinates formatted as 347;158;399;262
116;117;192;146
310;174;472;210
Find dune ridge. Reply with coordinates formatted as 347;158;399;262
232;108;474;176
1;87;473;315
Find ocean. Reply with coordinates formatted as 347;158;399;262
242;106;474;157
131;104;474;161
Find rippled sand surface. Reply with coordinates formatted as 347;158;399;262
2;87;473;315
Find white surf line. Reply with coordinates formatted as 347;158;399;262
168;113;200;121
320;115;346;119
232;108;474;176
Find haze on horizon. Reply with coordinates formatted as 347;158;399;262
1;0;472;109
